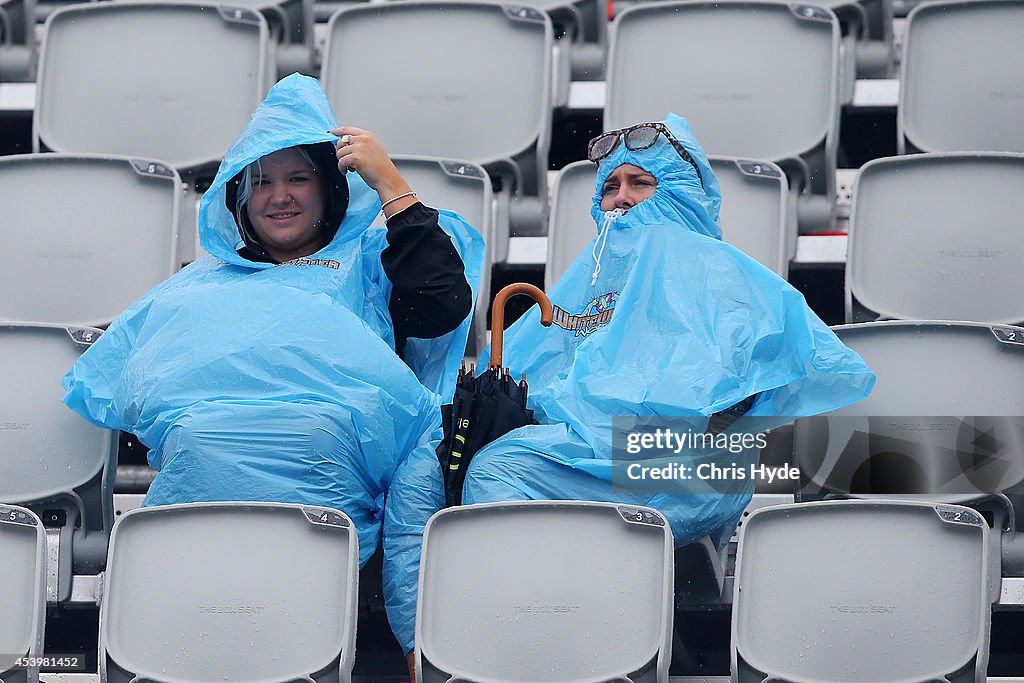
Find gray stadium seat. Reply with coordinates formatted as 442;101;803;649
0;323;116;606
711;157;791;277
377;0;604;46
116;0;313;75
373;156;493;357
545;160;596;289
416;501;673;683
734;499;991;683
35;2;273;263
321;1;553;262
546;157;790;288
794;321;1024;499
792;320;1024;601
899;0;1024;155
101;502;359;683
0;0;36;81
605;0;840;233
0;323;116;604
0;505;46;683
0;154;180;327
846;153;1024;324
35;2;272;174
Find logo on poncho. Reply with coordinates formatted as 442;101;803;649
281;257;341;270
552;291;618;337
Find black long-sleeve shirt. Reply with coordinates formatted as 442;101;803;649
380;202;473;357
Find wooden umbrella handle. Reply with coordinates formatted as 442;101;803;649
489;283;553;368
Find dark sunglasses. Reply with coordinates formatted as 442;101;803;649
587;122;704;189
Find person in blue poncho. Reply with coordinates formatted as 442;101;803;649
383;114;875;675
61;74;485;567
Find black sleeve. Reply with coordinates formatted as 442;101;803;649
380;202;473;353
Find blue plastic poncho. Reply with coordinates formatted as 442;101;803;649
383;113;874;652
62;74;484;566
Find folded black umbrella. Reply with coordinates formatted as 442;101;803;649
437;283;552;506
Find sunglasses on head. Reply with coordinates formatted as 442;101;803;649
587;122;704;189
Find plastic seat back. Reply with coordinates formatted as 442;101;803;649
0;505;46;683
101;502;359;683
711;157;791;277
606;0;840;201
322;1;553;261
795;321;1024;497
847;153;1024;324
734;499;990;683
416;501;673;683
899;0;1024;154
115;0;313;74
0;323;115;602
35;2;271;175
546;160;598;289
0;154;180;327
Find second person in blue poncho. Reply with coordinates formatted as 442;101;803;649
62;74;486;567
383;114;876;673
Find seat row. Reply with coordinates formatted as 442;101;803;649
3;150;1023;360
0;0;897;83
5;0;1022;241
0;495;1001;682
2;318;1022;617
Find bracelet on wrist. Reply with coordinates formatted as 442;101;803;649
380;191;417;213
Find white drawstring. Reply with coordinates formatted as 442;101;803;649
591;208;623;286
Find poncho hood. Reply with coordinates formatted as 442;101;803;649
591;112;722;240
199;73;380;267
